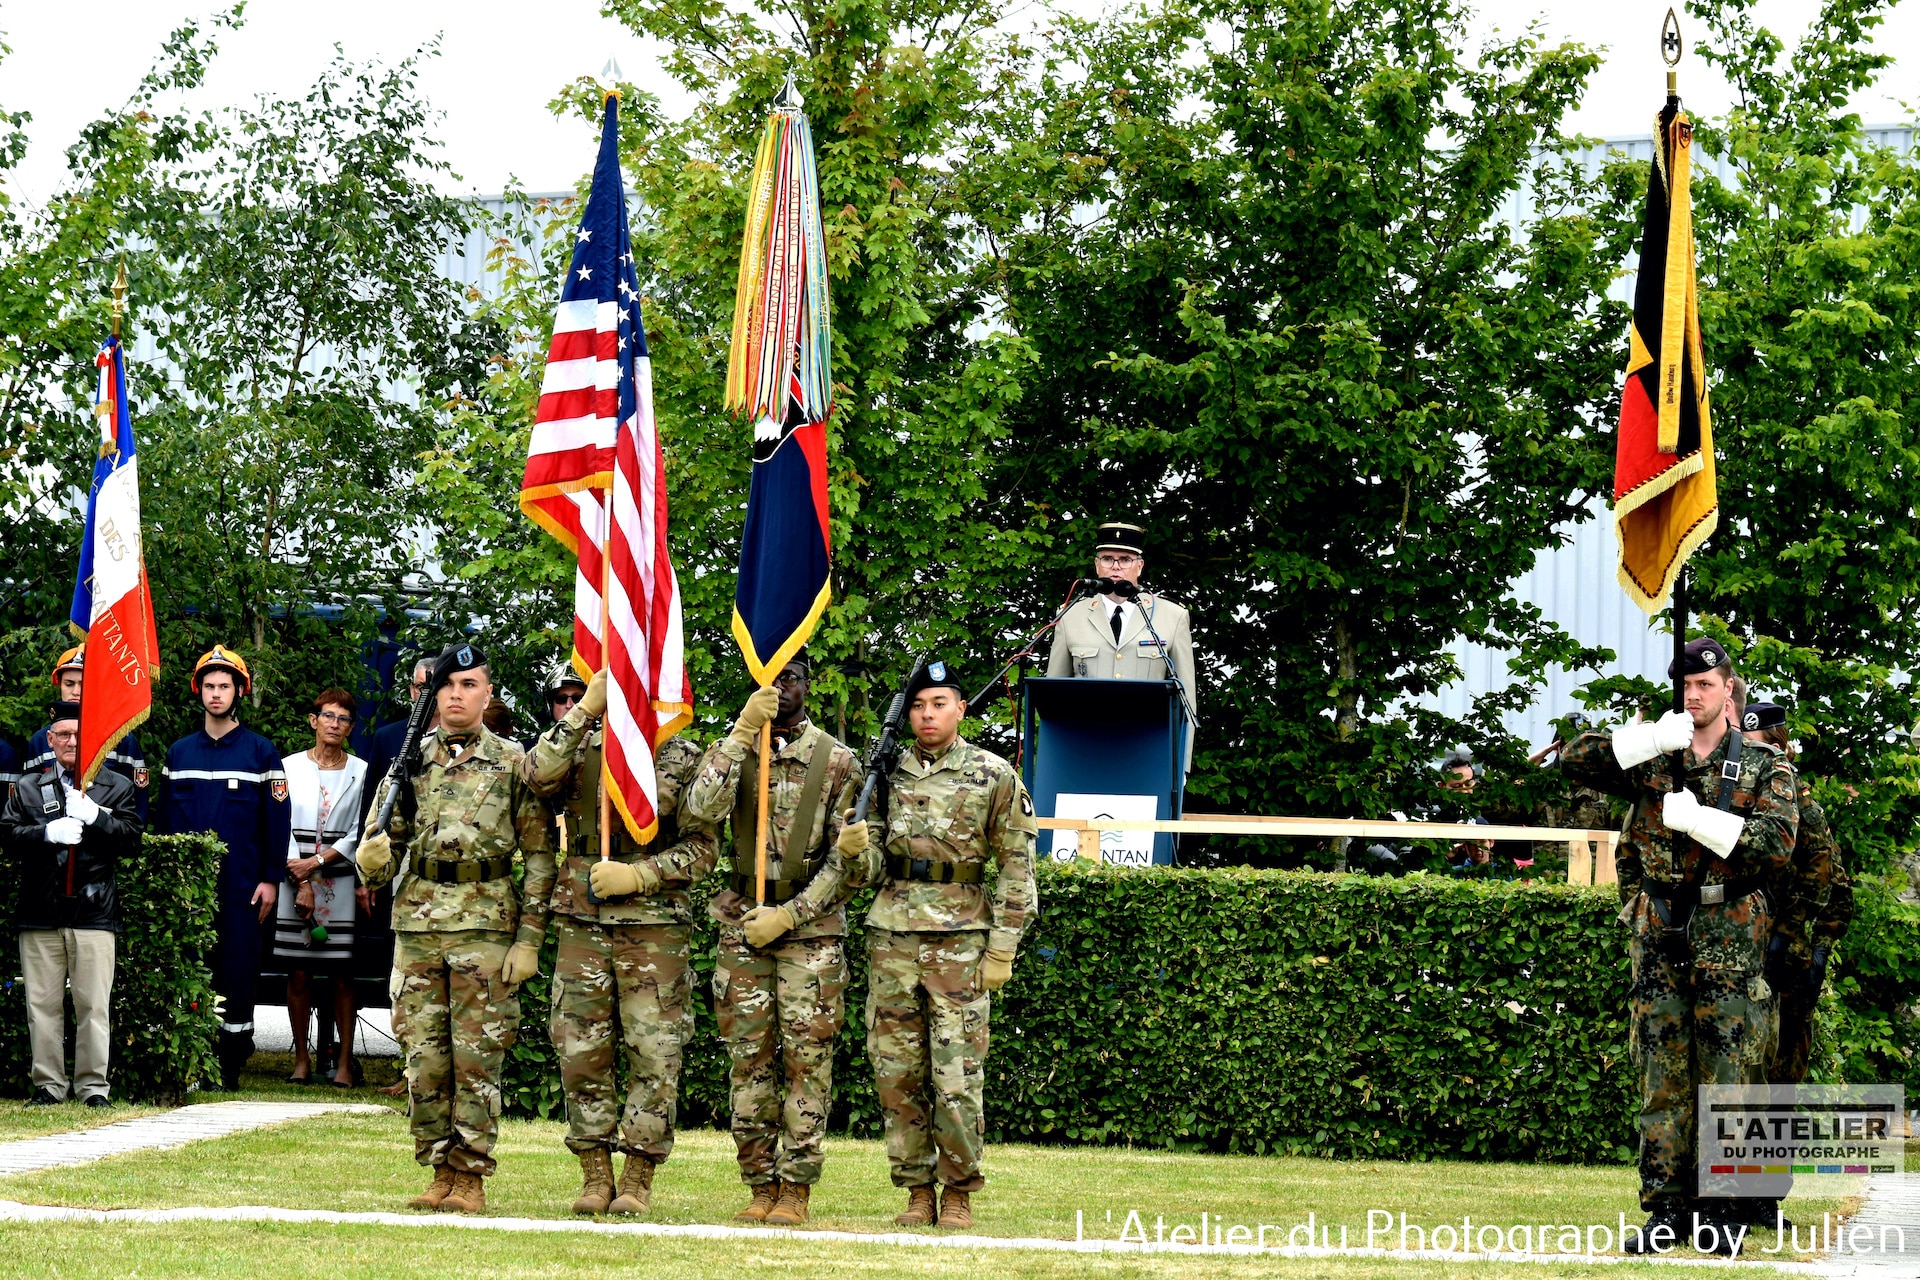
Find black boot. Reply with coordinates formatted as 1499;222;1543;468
1688;1201;1746;1257
1623;1200;1687;1255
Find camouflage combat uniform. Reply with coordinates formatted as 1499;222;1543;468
852;736;1038;1192
522;706;716;1163
363;726;555;1176
1560;726;1798;1209
1766;778;1854;1083
684;718;863;1187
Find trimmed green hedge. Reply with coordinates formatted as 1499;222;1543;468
1;833;220;1104
499;864;1918;1161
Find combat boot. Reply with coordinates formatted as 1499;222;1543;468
765;1182;810;1225
735;1182;779;1223
894;1184;937;1227
936;1187;973;1229
407;1165;456;1211
439;1170;486;1215
608;1153;654;1215
571;1147;614;1215
1623;1200;1686;1255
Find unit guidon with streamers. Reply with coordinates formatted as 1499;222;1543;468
519;92;690;842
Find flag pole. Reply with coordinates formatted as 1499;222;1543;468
599;550;614;866
1663;7;1688;721
755;716;771;906
111;259;127;340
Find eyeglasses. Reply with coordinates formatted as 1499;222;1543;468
772;672;807;688
1096;553;1141;568
312;711;353;725
47;730;79;743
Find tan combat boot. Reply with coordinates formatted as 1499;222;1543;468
608;1153;654;1215
894;1184;937;1227
765;1181;810;1225
439;1170;486;1215
734;1181;779;1222
572;1147;614;1215
937;1187;973;1229
407;1164;456;1211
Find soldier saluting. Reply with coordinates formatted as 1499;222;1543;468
1559;638;1797;1253
683;653;865;1225
840;659;1037;1230
520;666;717;1218
357;644;555;1215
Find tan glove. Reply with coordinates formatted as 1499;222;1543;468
502;941;541;986
981;948;1016;991
589;857;660;899
356;832;392;880
743;904;796;948
727;686;781;749
577;668;609;720
836;817;870;858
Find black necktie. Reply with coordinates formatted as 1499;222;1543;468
1111;607;1124;644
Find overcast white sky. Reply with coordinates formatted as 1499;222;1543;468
1;0;1914;207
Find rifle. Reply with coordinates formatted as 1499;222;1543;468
371;655;447;855
851;654;927;826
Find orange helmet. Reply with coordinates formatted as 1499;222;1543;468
50;645;86;686
191;645;252;695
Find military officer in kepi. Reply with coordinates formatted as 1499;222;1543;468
1046;520;1197;767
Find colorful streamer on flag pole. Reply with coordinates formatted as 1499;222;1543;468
726;76;834;689
71;264;161;787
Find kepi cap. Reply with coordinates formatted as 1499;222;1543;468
1094;522;1146;557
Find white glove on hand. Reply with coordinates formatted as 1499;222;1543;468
1613;709;1695;770
1662;787;1747;858
44;817;84;844
65;790;102;825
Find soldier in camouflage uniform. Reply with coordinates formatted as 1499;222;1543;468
1738;703;1855;1084
521;667;717;1216
357;643;555;1215
840;659;1037;1231
1560;639;1798;1253
683;654;865;1225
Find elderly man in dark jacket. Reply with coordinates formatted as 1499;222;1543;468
0;701;141;1106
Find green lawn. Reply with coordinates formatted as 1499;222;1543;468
0;1221;1745;1280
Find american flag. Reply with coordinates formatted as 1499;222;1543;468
520;92;690;842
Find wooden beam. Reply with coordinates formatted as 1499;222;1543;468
1036;815;1612;844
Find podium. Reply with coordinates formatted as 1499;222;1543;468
1021;677;1188;866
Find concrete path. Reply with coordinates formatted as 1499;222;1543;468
0;1101;388;1176
1809;1174;1920;1275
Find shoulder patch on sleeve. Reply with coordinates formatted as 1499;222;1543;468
1019;789;1034;817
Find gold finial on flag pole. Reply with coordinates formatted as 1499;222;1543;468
111;258;127;340
1662;7;1683;95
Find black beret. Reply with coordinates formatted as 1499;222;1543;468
1095;522;1146;556
1742;701;1787;732
435;642;488;679
48;700;80;725
904;657;965;701
1668;636;1730;679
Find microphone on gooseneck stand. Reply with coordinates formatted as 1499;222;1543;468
965;577;1105;707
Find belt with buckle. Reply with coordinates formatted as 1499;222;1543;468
883;854;985;885
417;854;513;885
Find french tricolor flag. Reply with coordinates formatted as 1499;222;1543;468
69;334;160;786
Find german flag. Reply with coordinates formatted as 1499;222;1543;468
1613;98;1717;614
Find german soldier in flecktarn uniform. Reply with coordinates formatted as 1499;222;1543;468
357;643;555;1215
521;666;716;1217
1559;638;1798;1250
840;658;1038;1231
683;652;864;1226
1738;702;1855;1085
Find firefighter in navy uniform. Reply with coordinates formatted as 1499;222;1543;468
161;646;291;1089
27;646;150;823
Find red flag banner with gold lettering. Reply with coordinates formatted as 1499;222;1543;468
1612;99;1718;613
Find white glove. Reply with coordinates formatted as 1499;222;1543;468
1612;709;1694;770
1663;788;1745;858
65;790;102;825
44;817;84;844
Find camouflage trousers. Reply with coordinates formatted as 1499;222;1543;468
1628;934;1774;1208
713;930;848;1186
390;929;520;1176
1768;964;1819;1085
866;927;990;1192
550;915;692;1161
